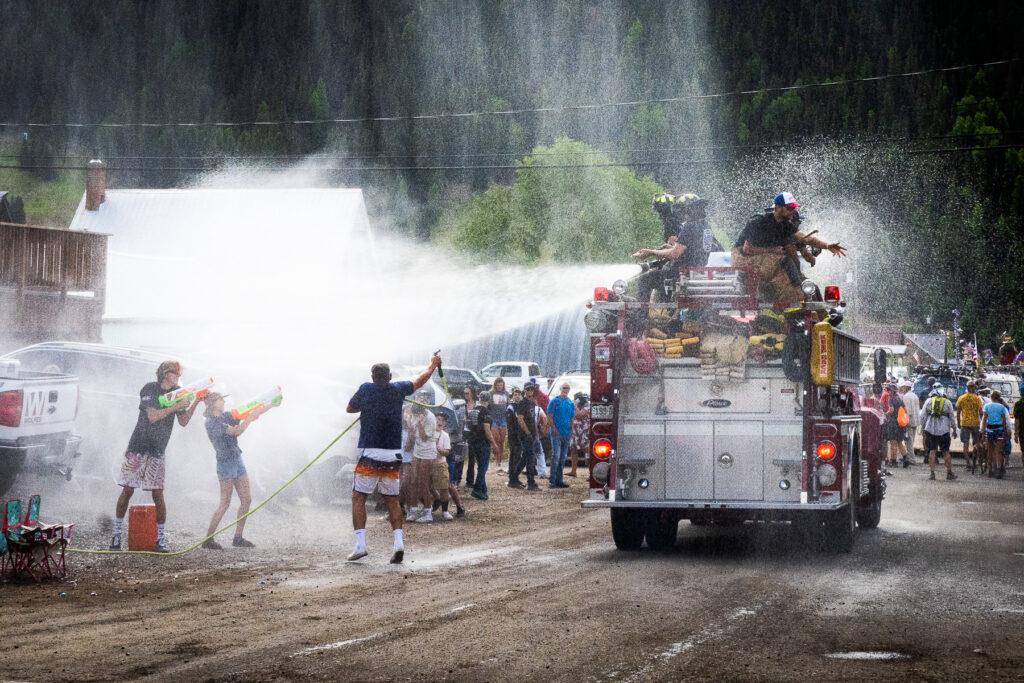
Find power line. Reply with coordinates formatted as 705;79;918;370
3;144;1022;174
0;58;1017;130
4;131;1020;163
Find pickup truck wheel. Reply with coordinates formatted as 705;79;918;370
643;511;678;551
610;509;644;550
855;487;882;529
827;498;856;553
0;455;24;497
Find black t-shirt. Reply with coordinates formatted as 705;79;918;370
515;397;537;437
466;404;492;446
675;219;710;268
506;404;520;438
126;381;178;457
733;212;798;249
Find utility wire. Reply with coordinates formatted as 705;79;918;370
0;131;1018;162
4;144;1022;174
0;58;1017;130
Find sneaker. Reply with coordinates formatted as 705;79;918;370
415;510;433;523
526;484;540;491
442;511;455;521
556;482;570;488
390;549;404;564
405;507;422;522
232;537;255;548
901;458;910;469
109;533;121;550
202;539;223;550
155;537;171;553
347;548;368;562
455;507;466;518
946;470;957;481
507;481;525;489
928;471;936;480
470;490;486;500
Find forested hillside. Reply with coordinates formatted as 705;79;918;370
0;0;1021;340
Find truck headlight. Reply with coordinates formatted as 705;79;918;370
817;463;837;487
612;279;628;296
801;280;818;299
592;461;610;484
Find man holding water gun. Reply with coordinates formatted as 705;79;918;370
109;360;202;552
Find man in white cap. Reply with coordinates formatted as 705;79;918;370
898;380;920;466
732;192;847;306
920;383;958;481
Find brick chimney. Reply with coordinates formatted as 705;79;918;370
85;159;106;211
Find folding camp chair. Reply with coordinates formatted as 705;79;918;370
23;494;73;579
3;499;45;581
0;525;9;580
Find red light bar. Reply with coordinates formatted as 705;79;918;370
593;287;609;301
824;285;840;302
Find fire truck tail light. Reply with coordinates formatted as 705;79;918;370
815;440;837;460
593;439;612;459
593;287;609;301
0;390;23;428
824;285;841;302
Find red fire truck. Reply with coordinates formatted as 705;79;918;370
582;259;884;553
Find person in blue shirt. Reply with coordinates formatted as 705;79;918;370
546;382;576;489
983;390;1011;479
345;353;441;564
201;392;258;550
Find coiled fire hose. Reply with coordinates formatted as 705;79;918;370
68;365;450;556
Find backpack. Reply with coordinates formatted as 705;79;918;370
929;396;946;418
896;403;910;428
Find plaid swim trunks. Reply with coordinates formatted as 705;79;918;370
352;454;401;497
117;451;166;490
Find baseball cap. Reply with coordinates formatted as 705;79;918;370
204;391;229;404
774;192;800;209
898;380;911;388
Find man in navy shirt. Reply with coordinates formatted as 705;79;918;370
345;353;441;564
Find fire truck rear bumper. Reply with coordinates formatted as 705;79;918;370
581;497;847;512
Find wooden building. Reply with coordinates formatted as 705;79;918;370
0;221;109;346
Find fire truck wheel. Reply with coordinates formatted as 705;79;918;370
826;498;856;553
642;510;678;551
610;509;645;551
855;488;882;529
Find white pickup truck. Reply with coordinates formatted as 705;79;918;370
0;359;81;495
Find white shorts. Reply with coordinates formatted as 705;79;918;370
352;455;401;497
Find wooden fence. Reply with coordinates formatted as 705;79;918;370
0;222;109;343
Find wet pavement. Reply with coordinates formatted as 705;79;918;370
2;458;1022;681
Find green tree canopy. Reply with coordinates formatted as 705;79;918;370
436;137;664;263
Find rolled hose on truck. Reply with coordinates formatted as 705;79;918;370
69;368;451;557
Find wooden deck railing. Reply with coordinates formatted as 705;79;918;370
0;222;109;342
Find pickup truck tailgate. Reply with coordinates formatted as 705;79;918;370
0;374;78;437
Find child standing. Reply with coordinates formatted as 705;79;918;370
202;392;258;549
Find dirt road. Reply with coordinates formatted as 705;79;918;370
3;462;1023;682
